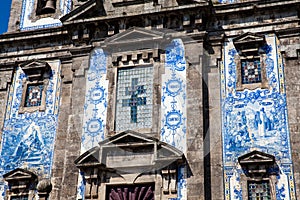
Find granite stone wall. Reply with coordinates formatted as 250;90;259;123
284;56;300;199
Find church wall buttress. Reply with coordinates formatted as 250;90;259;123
284;45;300;199
0;60;62;199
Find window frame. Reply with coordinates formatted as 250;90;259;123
236;54;268;91
114;64;154;131
19;79;48;114
247;180;272;199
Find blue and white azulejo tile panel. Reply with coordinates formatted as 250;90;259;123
0;60;61;199
77;48;108;199
221;34;296;199
161;39;187;200
20;0;72;31
81;48;108;152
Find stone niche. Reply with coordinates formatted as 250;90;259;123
75;130;185;200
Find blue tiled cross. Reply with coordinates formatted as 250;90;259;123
122;78;147;123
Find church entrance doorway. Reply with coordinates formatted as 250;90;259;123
106;183;155;200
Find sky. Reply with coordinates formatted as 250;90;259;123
0;0;12;34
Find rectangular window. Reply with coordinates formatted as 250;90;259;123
115;66;153;131
241;59;262;84
24;83;44;107
248;181;271;200
10;196;29;200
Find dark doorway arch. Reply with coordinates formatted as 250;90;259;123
107;184;155;200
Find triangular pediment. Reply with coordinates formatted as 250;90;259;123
75;131;184;172
3;168;37;181
21;60;49;70
20;59;51;81
104;27;165;45
232;33;266;56
233;32;265;44
105;131;154;145
238;150;275;165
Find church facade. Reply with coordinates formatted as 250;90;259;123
0;0;299;199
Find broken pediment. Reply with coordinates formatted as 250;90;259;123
75;130;184;173
238;150;275;165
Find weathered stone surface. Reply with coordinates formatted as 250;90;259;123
285;58;300;197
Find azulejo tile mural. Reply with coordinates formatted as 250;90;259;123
77;48;108;199
20;0;72;31
81;48;108;152
161;39;187;200
0;61;61;199
221;34;296;199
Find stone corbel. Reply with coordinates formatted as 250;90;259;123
169;169;177;194
84;168;99;199
162;170;169;194
112;49;161;67
161;169;177;195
